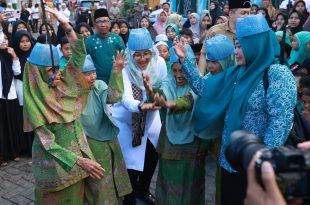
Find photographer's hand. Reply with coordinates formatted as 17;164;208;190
244;152;286;205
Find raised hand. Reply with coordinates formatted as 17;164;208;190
76;157;105;180
142;73;153;94
44;6;69;24
7;47;18;60
154;93;176;108
113;50;127;72
173;37;187;62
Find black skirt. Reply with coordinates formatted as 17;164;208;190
17;105;34;157
0;98;23;162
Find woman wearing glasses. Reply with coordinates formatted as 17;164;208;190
113;28;167;205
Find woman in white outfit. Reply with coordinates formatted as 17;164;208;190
113;28;167;205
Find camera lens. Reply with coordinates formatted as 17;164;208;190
226;130;266;171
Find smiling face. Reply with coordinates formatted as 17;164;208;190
171;62;187;86
82;71;97;89
133;50;152;69
166;26;176;40
140;18;149;28
19;35;32;52
157;44;169;61
234;40;246;66
79;26;91;38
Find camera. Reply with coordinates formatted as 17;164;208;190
226;130;310;200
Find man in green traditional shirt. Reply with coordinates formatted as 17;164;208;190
85;8;125;84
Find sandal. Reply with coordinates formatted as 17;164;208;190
14;157;20;162
0;161;8;167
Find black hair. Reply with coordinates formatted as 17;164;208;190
162;2;170;7
180;28;193;37
110;20;120;32
300;76;310;88
75;22;94;35
60;36;69;47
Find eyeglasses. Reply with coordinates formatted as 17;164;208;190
95;19;110;25
133;52;152;59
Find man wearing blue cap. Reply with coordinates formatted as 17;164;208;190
86;8;125;84
173;14;296;205
79;54;133;204
198;0;251;75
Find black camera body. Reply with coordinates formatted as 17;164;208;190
226;131;310;200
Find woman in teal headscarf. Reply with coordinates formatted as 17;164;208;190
173;14;297;205
165;23;179;48
143;47;209;205
289;31;310;66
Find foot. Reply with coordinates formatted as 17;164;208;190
0;161;8;167
136;193;155;205
14;157;20;161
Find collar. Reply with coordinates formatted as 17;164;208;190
226;21;236;34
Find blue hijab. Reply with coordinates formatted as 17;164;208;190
194;30;280;139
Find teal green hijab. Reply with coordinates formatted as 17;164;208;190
166;23;180;48
194;30;280;139
162;72;196;144
289;31;310;65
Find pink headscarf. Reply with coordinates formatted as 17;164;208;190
153;10;167;35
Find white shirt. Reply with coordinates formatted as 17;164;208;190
0;60;21;99
112;56;167;171
59;8;70;21
280;0;310;12
31;7;40;19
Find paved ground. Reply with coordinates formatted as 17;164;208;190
0;156;216;205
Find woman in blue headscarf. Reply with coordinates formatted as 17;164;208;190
173;14;297;205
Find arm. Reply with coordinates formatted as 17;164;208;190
107;71;124;104
264;65;297;147
198;43;207;75
12;59;21;76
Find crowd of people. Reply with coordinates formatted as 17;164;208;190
0;0;310;205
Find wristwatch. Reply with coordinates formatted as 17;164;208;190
138;101;144;112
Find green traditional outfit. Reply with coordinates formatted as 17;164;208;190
80;73;132;205
155;74;209;205
23;37;92;204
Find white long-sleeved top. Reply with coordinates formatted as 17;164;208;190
112;57;167;171
0;59;21;99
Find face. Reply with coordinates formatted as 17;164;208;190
41;25;53;36
159;12;167;22
95;17;111;35
162;4;170;13
0;35;8;49
140;18;149;28
210;2;216;10
276;15;285;28
19;36;31;52
295;2;306;13
262;0;270;8
302;95;310;113
288;12;301;28
79;26;91;38
166;27;176;40
201;15;211;29
215;17;225;25
251;6;258;14
181;34;192;44
207;61;223;75
258;9;266;17
133;50;152;69
171;63;187;86
120;23;128;35
234;40;246;66
16;23;27;31
189;15;197;25
291;37;299;50
83;71;97;89
157;45;169;61
111;23;120;34
230;8;250;23
61;43;72;59
223;5;229;14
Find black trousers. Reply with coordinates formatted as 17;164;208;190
221;168;247;205
123;139;158;205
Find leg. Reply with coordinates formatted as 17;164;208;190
123;169;139;205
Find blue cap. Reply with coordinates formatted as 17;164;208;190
235;14;270;38
28;43;60;67
205;34;234;61
127;28;154;51
82;55;96;73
